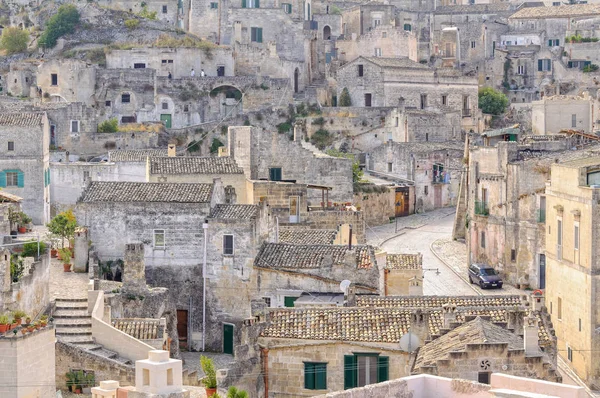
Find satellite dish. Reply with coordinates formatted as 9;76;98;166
340;280;351;293
399;331;421;353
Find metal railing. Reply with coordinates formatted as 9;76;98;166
474;200;489;216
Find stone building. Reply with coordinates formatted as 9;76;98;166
335;56;479;132
228;126;354;203
367;141;463;213
105;46;235;78
336;26;418;63
465;140;600;288
37;59;97;105
0;192;22;235
0;112;50;224
544;157;600;388
532;94;595;135
385;253;423;296
96;0;180;26
147;155;247;202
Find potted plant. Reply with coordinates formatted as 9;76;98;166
0;314;10;333
40;315;48;327
18;212;31;233
20;327;27;335
59;248;72;272
25;315;31;324
13;310;25;325
8;207;20;236
66;371;76;392
227;386;249;398
200;356;218;397
74;370;85;394
26;324;34;333
46;210;77;249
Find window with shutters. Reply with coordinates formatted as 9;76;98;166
403;23;411;31
344;354;388;389
537;59;552;72
269;167;282;181
374;48;382;57
6;172;18;187
517;65;526;75
243;0;260;7
548;39;559;46
210;2;218;7
282;3;291;13
223;234;234;255
7;141;14;151
251;27;263;43
304;362;327;390
162;5;168;13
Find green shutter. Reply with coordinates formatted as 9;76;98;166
344;355;356;390
548;40;552;46
47;169;50;185
0;171;6;188
255;0;259;7
284;296;297;307
315;363;327;389
556;39;559;46
377;356;389;383
257;28;263;43
538;59;543;71
242;0;246;7
17;171;24;188
568;61;573;68
304;363;315;389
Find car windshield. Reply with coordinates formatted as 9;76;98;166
480;268;497;276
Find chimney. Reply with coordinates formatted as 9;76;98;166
348;224;353;249
442;303;457;329
167;139;177;157
122;243;147;294
524;313;540;356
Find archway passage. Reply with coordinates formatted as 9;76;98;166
209;85;242;101
294;68;299;93
323;25;331;40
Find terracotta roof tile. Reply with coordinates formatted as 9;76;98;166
254;243;375;270
79;181;212;203
356;295;523;308
109;149;168;162
510;4;600;19
0;112;44;126
150;156;244;174
113;318;163;340
386;253;422;270
278;228;337;245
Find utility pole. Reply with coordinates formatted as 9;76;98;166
202;220;208;352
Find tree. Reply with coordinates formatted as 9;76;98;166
47;210;77;248
339;87;352;107
478;87;508;115
97;118;118;133
38;4;80;48
0;27;29;55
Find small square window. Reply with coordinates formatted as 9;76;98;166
183;105;189;112
168;60;173;64
105;100;111;106
210;2;218;8
162;102;169;110
471;41;476;49
478;372;490;384
162;5;168;13
7;141;14;151
154;230;165;248
122;93;131;103
223;235;234;255
71;120;80;133
263;297;271;307
83;170;90;180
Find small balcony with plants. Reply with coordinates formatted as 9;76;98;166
474;200;490;216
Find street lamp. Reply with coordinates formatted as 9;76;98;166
422;268;441;278
395;201;401;233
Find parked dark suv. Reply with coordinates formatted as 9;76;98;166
468;264;503;289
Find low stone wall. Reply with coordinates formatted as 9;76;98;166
55;341;135;390
353;189;395;227
306;210;366;244
0;251;50;317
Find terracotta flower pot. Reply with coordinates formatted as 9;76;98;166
18;227;26;233
20;328;27;335
75;388;82;394
51;249;58;258
15;319;22;326
205;387;217;397
25;318;31;324
27;326;34;333
63;263;71;272
11;323;17;330
0;324;9;333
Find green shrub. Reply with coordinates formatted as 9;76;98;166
124;19;140;29
311;117;325;126
22;241;47;258
277;122;292;134
97;118;118;133
327;149;364;183
583;63;599;73
478;87;508;115
310;129;333;150
339;87;352;107
0;27;29;54
210;138;224;153
138;6;157;20
38;4;80;48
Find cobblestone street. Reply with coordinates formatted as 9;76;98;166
367;207;520;296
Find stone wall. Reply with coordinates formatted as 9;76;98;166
246;180;310;222
352;189;395;226
0;252;50;317
37;59;96;105
55;341;135;390
337;26;418;62
306;210;365;244
0;327;56;398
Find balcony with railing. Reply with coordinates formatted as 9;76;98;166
474;200;489;216
536;209;546;223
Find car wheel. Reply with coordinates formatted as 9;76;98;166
479;281;485;289
468;275;473;284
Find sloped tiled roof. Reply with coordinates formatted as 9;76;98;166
0;191;23;202
386;253;422;270
149;156;244;175
261;308;411;343
210;204;260;219
113;318;163;340
435;3;512;14
254;243;375;270
415;317;524;370
510;4;600;19
364;57;429;69
356;295;523;308
0;112;44;126
278;228;337;245
79;181;212;203
108;149;168;162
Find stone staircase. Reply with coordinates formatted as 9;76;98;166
54;298;132;365
181;368;202;387
300;139;332;158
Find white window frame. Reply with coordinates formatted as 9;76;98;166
70;120;80;133
374;48;382;57
6;172;18;187
223;234;234;255
518;65;525;75
154;229;166;249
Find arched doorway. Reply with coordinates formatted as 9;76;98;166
294;68;299;93
323;25;331;40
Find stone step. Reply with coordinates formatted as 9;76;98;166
61;335;95;344
74;343;103;351
92;347;119;360
56;298;88;303
55;327;92;335
54;309;89;318
54;317;92;327
56;302;89;309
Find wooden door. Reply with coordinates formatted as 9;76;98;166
177;309;188;349
434;185;442;208
223;324;234;355
395;189;409;217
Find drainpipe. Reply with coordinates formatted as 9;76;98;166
261;347;269;398
348;225;353;249
202;220;208;351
